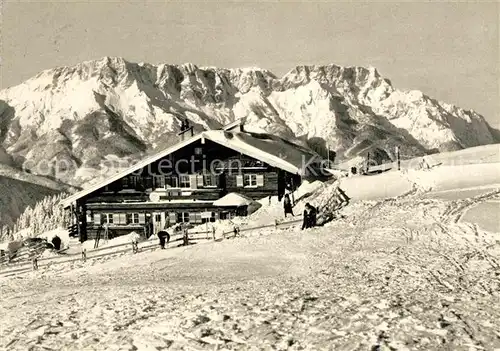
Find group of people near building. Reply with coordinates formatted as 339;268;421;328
282;189;318;230
136;178;349;250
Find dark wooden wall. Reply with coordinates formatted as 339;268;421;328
77;138;302;240
82;139;292;203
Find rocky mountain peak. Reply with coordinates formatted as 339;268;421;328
0;57;497;186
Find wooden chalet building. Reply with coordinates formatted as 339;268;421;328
61;121;327;242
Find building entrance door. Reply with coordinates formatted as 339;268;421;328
152;212;166;235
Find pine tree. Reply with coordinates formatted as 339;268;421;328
4;192;70;240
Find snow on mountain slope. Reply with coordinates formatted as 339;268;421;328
0;57;497;186
273;65;496;152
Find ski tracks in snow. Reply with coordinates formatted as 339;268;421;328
1;188;500;350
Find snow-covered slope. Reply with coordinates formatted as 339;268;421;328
0;57;497;185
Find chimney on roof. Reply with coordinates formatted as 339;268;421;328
239;117;246;132
221;117;247;133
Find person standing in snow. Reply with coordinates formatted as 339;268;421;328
130;232;140;253
283;194;294;217
233;225;240;237
285;183;295;206
157;230;170;249
302;203;311;230
310;204;317;227
302;203;317;230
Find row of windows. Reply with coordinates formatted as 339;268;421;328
90;212;218;226
116;173;267;191
147;174;264;189
93;213;145;225
152;211;217;224
153;174;217;188
173;211;216;224
237;174;264;187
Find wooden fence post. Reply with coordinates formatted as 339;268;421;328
183;228;189;246
396;146;400;171
366;152;370;174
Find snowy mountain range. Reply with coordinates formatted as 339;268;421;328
0;56;498;188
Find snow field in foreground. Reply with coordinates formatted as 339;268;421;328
1;182;499;350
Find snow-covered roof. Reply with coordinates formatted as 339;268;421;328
61;130;320;208
213;193;256;207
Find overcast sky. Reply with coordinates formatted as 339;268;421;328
1;1;498;126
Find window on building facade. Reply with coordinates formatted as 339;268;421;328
165;176;179;188
126;213;140;224
203;174;217;187
154;175;165;188
194;147;203;155
104;214;114;224
129;175;140;188
179;175;191;188
201;212;216;223
176;212;190;223
244;174;258;187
